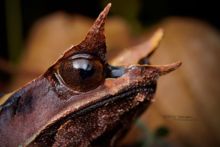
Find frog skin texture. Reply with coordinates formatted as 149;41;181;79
0;3;181;147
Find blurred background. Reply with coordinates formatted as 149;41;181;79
0;0;220;146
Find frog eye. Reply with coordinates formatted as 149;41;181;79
58;55;104;92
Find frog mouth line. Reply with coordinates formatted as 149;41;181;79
68;82;157;120
68;82;157;118
32;82;156;145
102;82;157;103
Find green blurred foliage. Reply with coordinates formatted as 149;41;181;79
5;0;23;64
103;0;142;35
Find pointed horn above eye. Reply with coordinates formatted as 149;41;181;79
83;3;111;44
88;3;111;35
61;3;111;61
77;3;111;61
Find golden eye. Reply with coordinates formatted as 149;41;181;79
58;55;104;92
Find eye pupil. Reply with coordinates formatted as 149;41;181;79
58;57;104;92
72;59;94;80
